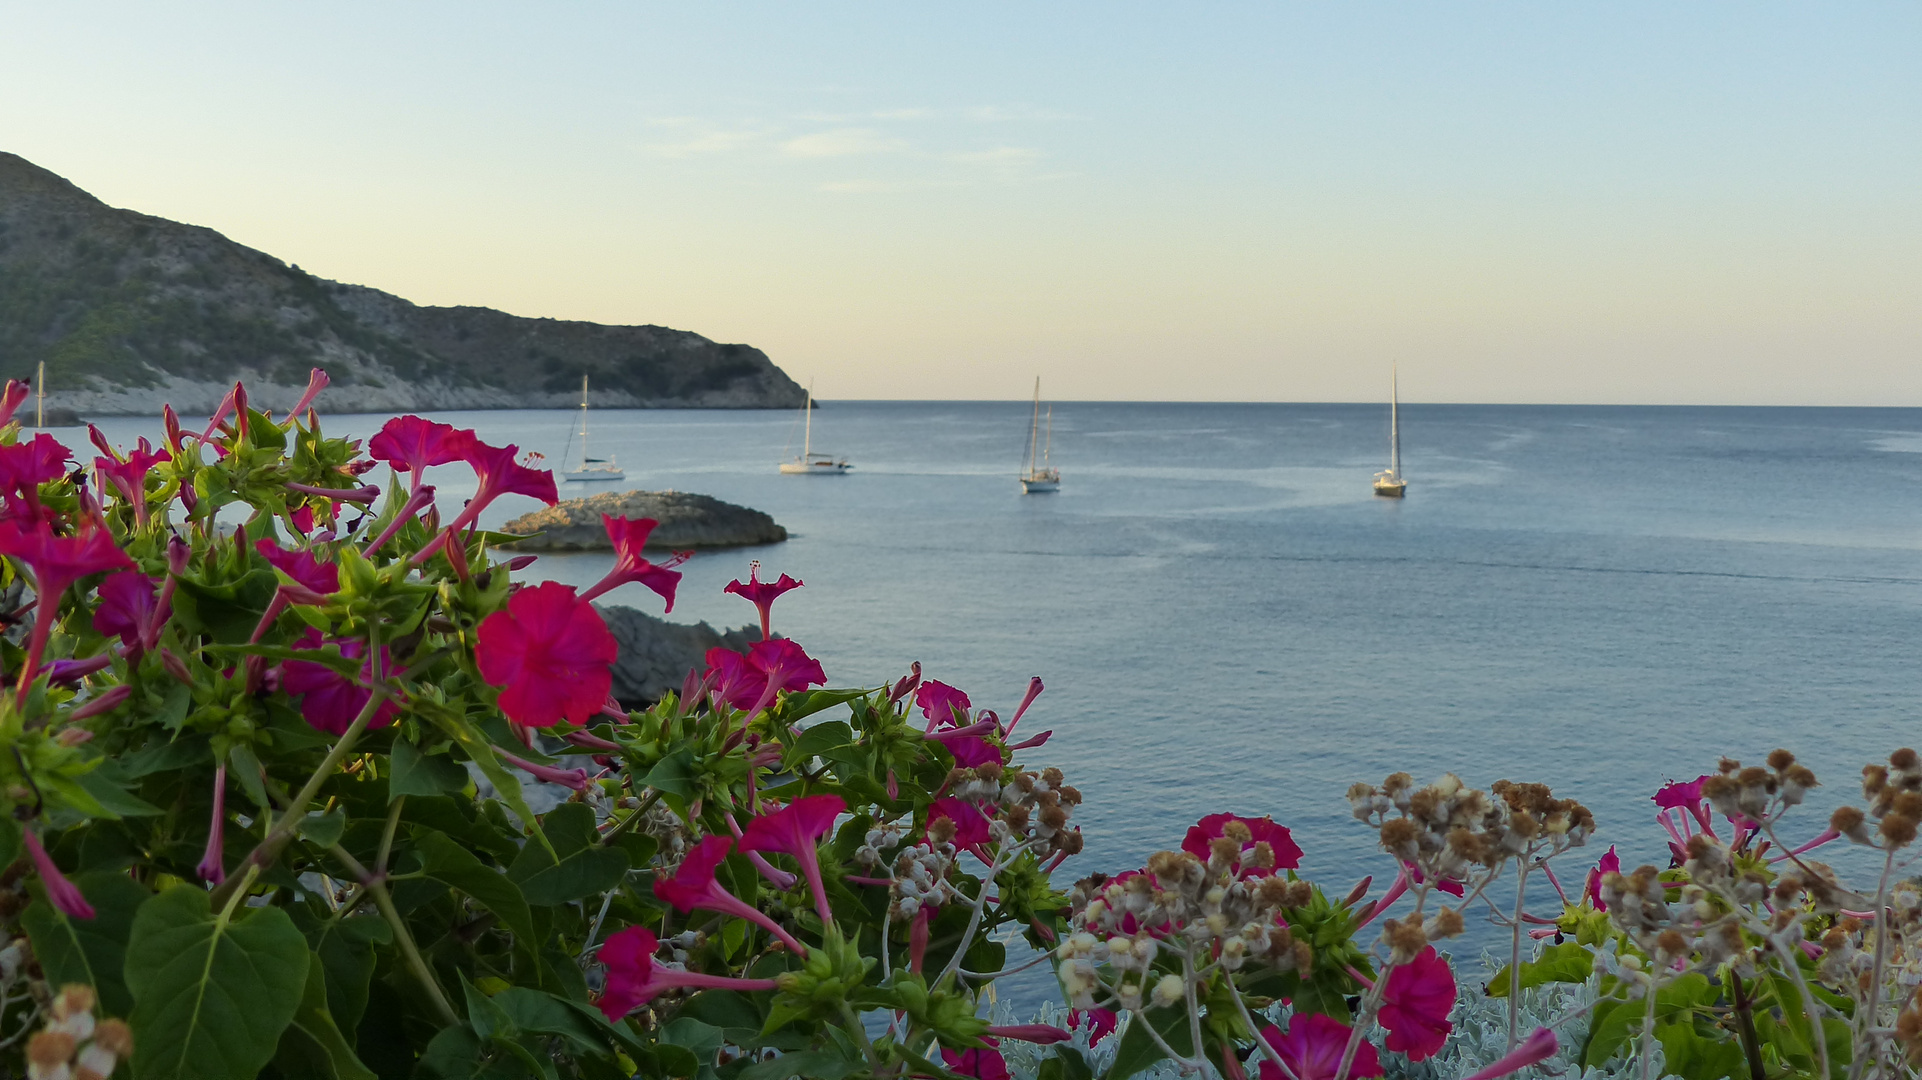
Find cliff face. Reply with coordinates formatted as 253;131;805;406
0;152;807;415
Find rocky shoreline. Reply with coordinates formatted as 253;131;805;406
500;490;786;550
598;604;756;706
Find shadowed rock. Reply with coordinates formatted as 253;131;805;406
501;490;786;551
599;604;758;707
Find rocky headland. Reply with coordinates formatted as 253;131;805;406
500;490;786;550
598;604;756;706
0;151;806;415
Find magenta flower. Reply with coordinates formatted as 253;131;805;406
197;765;228;884
93;571;157;649
1378;946;1456;1061
1654;775;1707;810
942;734;1004;770
985;1024;1073;1045
281;631;400;736
92;435;169;522
653;835;808;954
1584;846;1620;910
579;515;686;609
22;829;93;920
702;647;760;710
929;797;990;847
738;794;845;926
1258;1014;1382;1080
0;519;134;700
724;562;803;639
476;582;619;727
596;926;780;1021
368;415;477;489
0;381;29;427
255;538;340;594
1182;813;1304;873
287;367;331;419
1068;1009;1118;1046
495;746;593;792
1460;1028;1558;1080
915;680;971;728
0;434;74;520
447;439;558;532
942;1042;1011;1080
1004;676;1044;735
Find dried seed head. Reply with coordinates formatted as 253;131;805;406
1881;814;1918;847
1385;917;1428;961
1222;821;1253;844
27;1031;75;1070
1893;748;1920;771
1379;818;1420;858
1426;907;1465;939
928;817;957;846
1833;806;1870;842
1768;749;1795;770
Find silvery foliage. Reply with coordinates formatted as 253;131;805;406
1001;951;1681;1080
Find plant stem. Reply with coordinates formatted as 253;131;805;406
378;795;405;874
1227;982;1304;1080
1852;846;1898;1080
1730;971;1767;1080
330;843;461;1027
1509;859;1530;1049
1640;979;1659;1080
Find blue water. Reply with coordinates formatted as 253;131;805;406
77;402;1922;997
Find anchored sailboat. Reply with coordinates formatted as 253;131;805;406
780;382;851;475
1020;377;1060;494
1372;366;1406;498
563;375;624;482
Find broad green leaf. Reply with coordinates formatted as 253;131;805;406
1656;1022;1746;1080
416;1025;484;1080
1488;940;1596;997
662;1017;727;1080
126;886;312;1080
492;987;618;1059
172;568;280;644
1054;1045;1097;1080
791;721;853;761
1109;1006;1193;1080
298;808;348;849
778;688;866;724
418;831;537;946
391;740;472;799
75;769;163;817
292;909;390;1033
21;870;149;1017
276;959;377;1080
508;803;629;906
121;729;206;776
639;747;698;800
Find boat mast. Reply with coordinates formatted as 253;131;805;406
803;381;813;460
1389;365;1401;480
578;375;590;466
35;362;44;428
1025;377;1041;476
1044;404;1053;469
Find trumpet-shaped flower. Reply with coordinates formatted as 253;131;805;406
0;519;134;697
281;631;400;736
0;381;29;427
579;515;685;608
0;434;73;520
1460;1028;1558;1080
915;680;971;728
652;835;808;954
447;439;557;532
92;436;168;516
1068;1009;1118;1046
738;794;845;926
942;734;1003;770
596;926;780;1020
197;766;228;884
1182;813;1304;874
255;538;339;594
702;647;759;710
1584;846;1620;910
368;415;477;487
23;829;93;920
1257;1014;1382;1080
724;563;802;639
1378;946;1455;1061
942;1043;1011;1080
476;582;619;727
92;571;157;649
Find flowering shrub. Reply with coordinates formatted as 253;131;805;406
0;369;1906;1080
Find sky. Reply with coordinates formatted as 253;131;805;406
1;3;1918;404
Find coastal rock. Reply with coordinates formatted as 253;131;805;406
0;152;807;414
599;604;756;706
501;490;786;550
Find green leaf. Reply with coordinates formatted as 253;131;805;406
126;886;313;1080
514;846;629;907
1488;940;1596;997
492;987;619;1059
1656;1022;1746;1080
391;740;473;799
298;808;348;849
21;870;149;1017
639;747;698;800
75;768;163;818
791;721;853;761
778;688;866;724
292;909;390;1033
121;730;207;777
418;831;537;946
172;568;280;644
737;1047;861;1080
416;1025;484;1080
1109;1006;1193;1080
662;1017;726;1080
276;959;377;1080
1054;1045;1097;1080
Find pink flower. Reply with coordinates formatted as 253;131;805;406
579;516;686;609
1004;676;1044;735
1461;1028;1558;1080
22;829;93;920
281;631;401;736
596;926;780;1021
255;538;339;594
986;1024;1072;1045
929;797;990;847
495;746;592;792
1584;846;1620;910
1654;776;1708;810
1378;946;1456;1062
0;519;134;699
287;367;331;419
1257;1014;1382;1080
0;434;73;519
447;439;557;532
93;570;157;649
197;766;228;884
476;582;619;727
747;638;826;695
702;647;760;710
368;415;477;488
1182;813;1304;874
915;680;971;728
942;1042;1010;1080
0;381;29;427
739;795;845;925
724;562;803;639
1068;1008;1118;1045
943;735;1003;770
92;435;169;518
653;835;808;954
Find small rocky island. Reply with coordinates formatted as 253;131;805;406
599;605;757;706
500;490;786;550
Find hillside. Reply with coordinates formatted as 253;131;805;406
0;152;806;415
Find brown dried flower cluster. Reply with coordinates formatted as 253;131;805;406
1348;772;1594;890
25;985;130;1080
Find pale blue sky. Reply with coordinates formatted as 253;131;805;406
2;3;1917;403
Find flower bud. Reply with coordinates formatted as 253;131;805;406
1151;974;1184;1008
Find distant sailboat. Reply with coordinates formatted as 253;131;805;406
780;381;851;475
1372;366;1406;498
1020;378;1060;494
563;375;624;482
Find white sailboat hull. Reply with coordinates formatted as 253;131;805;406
780;460;852;475
565;467;626;482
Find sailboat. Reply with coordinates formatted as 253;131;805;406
562;375;625;482
779;382;851;475
1019;377;1060;494
1372;366;1407;498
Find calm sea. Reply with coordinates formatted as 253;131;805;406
77;401;1922;994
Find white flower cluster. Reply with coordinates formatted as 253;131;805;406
888;842;961;922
